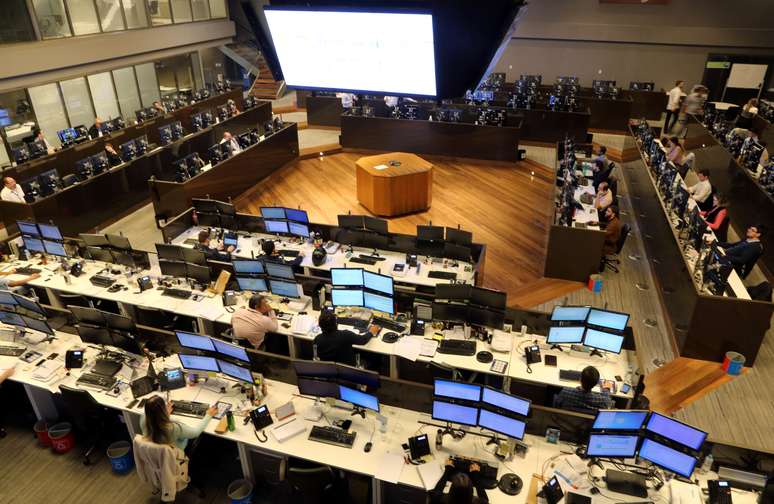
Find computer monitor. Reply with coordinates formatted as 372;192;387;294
297;377;340;398
264;220;289;234
179;354;219;373
110;249;137;268
293;360;338;378
110;331;143;355
337;214;364;229
586;308;629;332
432;400;479;426
265;262;294;280
17;221;40;237
431;302;468;324
331;288;363;307
470;287;506;310
363;271;393;296
104;312;135;332
467;306;505;330
0;291;17;306
481;387;530;416
213;338;250;363
446;227;472;245
331;268;364;286
417;225;444;241
583;328;625;354
638;438;698;478
186;263;211;284
339;385;379;412
362;291;393;315
550;306;590;323
43;240;67;257
22;237;45;254
175;331;215;351
435;283;471;300
80;233;109;247
217;359;254;384
260;207;286;219
444;243;472;262
159;260;186;278
77;323;113;346
87;246;113;263
235;277;268;292
363;216;388;234
197;213;220;228
0;311;26;327
106;233;132;250
546;326;585;345
478;409;526;440
38;223;63;241
155;243;181;261
592;410;649;431
285;208;309;223
362;232;389;250
69;305;105;325
434;379;481;401
586;434;639;458
288;222;309;238
192;198;218;213
233;260;265;275
22;316;54;336
119;140;136;160
269;279;300;299
644;412;707;451
335;363;380;388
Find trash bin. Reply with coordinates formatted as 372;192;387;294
722;351;745;376
107;441;134;474
34;420;51;447
48;422;74;454
227;479;254;504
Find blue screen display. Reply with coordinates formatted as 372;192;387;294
478;409;526;440
17;221;40;237
593;410;648;431
587;309;629;331
38;223;63;241
364;292;394;314
547;326;585;344
481;388;530;416
176;331;215;351
331;268;363;286
645;413;707;450
587;434;639;458
638;438;697;478
339;385;379;412
550;306;590;321
285;208;308;223
213;339;250;362
0;311;26;327
288;222;309;237
217;359;254;383
233;260;265;274
179;354;219;372
363;271;393;295
43;240;67;257
0;291;18;306
434;379;481;401
432;400;479;426
331;288;363;307
583;328;624;354
23;316;53;335
269;279;300;298
261;207;286;219
265;262;294;280
23;237;45;253
265;220;289;234
236;277;268;292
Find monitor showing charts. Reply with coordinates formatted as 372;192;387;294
586;308;629;332
364;292;394;314
592;410;648;431
547;326;585;344
583;328;625;354
481;387;530;416
212;338;250;363
269;279;300;299
363;271;393;295
638;438;698;478
285;208;308;223
339;385;379;412
265;220;289;234
232;260;265;275
179;354;219;372
22;237;45;253
434;379;481;402
550;306;590;322
644;412;707;451
478;409;526;440
331;288;364;307
586;434;639;458
288;222;309;238
38;223;63;241
331;268;364;286
217;359;254;384
432;400;479;426
236;277;268;292
265;262;294;280
175;331;216;351
260;207;286;219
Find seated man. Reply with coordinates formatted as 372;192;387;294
601;206;622;252
194;230;233;261
220;132;241;155
719;224;765;278
231;295;278;350
313;311;378;366
553;365;613;411
260;239;304;267
593;181;614;213
688;169;712;211
593;145;608;167
1;177;25;203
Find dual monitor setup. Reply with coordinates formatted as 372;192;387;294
232;259;301;300
260;206;310;238
158;121;185;146
79;232;142;268
547;306;629;355
330;268;395;315
18;221;66;258
71;305;143;359
156;243;211;286
0;290;53;336
117;135;149;163
175;330;254;384
431;283;507;329
172;153;204;182
293;360;381;414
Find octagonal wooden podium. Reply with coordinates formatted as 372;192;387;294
355;152;433;217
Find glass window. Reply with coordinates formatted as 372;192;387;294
96;0;126;32
32;0;72;39
28;83;69;148
87;72;120;120
112;67;142;120
191;52;204;90
0;0;36;43
208;0;226;18
121;0;147;28
0;90;35;167
171;0;192;23
135;62;160;107
60;77;96;129
155;60;177;97
65;0;101;35
148;0;172;25
191;0;209;20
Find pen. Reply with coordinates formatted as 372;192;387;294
554;470;578;490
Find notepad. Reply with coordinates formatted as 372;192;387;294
417;461;444;490
375;454;405;483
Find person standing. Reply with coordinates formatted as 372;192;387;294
664;80;684;134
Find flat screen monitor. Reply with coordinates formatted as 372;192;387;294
297;377;340;398
175;331;215;351
106;233;132;250
337;214;363;229
444;242;471;262
0;311;26;327
478;409;526;440
592;410;649;431
111;250;136;269
192;198;218;213
446;227;472;245
546;326;585;345
17;221;40;237
335;363;380;388
109;332;143;356
159;260;186;278
435;283;471;300
417;225;444;241
236;277;268;292
179;354;219;372
434;379;481;401
363;216;388;234
43;240;67;257
339;385;379;412
77;323;113;346
265;262;294;280
293;360;337;378
233;260;265;275
285;208;308;223
104;312;134;332
363;271;393;296
69;306;105;325
0;291;17;306
265;220;289;234
644;412;707;451
214;200;235;215
431;302;468;324
587;434;639;458
155;243;181;261
185;263;211;284
432;400;479;426
331;268;363;286
22;237;45;254
181;248;207;266
288;222;310;238
583;328;625;354
331;288;363;307
87;247;113;263
260;207;286;219
586;308;629;332
638;438;697;478
550;306;590;322
80;233;109;247
481;387;530;416
470;287;506;310
38;223;63;241
213;338;250;363
217;359;254;384
269;279;300;299
264;8;437;96
13;293;45;316
364;292;394;315
22;316;54;336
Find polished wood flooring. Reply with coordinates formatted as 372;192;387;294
235;151;557;297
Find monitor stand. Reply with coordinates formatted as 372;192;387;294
589;348;605;358
436;422;465;447
350;406;367;419
549;344;566;352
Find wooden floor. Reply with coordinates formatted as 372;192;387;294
235;151;557;298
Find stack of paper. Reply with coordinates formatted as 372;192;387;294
394;337;422;361
291;314;316;335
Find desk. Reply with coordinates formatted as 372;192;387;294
355;152;433;217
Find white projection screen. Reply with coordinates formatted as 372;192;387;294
264;8;437;97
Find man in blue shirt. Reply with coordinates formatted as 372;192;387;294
553;365;613;412
719;224;765;278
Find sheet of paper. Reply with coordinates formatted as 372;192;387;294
374;164;389;170
419;339;438;357
374;453;405;483
394;337;422;361
417;461;444;490
196;302;224;321
290;314;315;335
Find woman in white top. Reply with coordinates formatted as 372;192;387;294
738;98;759;128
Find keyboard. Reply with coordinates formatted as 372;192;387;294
308;425;356;448
77;372;117;390
14;267;41;275
429;270;457;280
337;317;370;330
438;339;476;356
171;400;209;418
349;256;377;266
559;369;582;382
162;287;191;299
358;254;386;262
371;316;406;333
90;275;115;288
0;345;26;357
278;250;300;257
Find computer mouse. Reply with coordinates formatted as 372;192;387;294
281;322;290;329
382;332;400;343
364;442;373;453
476;351;493;363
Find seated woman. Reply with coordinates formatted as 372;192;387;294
666;136;685;165
141;395;216;451
700;193;729;241
430;458;489;504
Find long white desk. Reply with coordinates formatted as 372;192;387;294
1;330;757;504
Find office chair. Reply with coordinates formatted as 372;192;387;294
608;176;619;201
61;174;78;188
287;464;337;504
58;385;108;465
716;215;730;243
603;223;631;273
249;450;287;487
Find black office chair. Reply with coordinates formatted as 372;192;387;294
715;215;730;243
287;464;337;504
250;450;287;488
58;385;108;465
61;174;78;188
608;176;619;202
603;223;631;273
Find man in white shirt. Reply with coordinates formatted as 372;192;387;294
231;295;278;349
1;177;25;203
384;95;399;108
336;92;357;109
220;132;241;155
689;169;712;210
594;181;613;211
664;80;684;134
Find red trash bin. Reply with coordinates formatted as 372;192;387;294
48;422;75;454
34;420;51;447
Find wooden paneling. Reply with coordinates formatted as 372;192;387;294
621;89;668;121
355;153;433;216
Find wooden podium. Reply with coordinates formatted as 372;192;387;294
355;152;433;217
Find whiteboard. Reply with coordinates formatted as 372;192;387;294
726;63;767;89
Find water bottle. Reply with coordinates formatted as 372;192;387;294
701;453;714;473
226;410;235;432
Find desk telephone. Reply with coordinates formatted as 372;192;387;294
525;344;541;364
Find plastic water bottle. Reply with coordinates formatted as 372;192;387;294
701;453;714;473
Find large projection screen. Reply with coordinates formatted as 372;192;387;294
264;8;437;97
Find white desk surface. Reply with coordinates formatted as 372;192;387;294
2;330;757;504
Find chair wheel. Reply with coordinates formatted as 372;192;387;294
83;459;91;466
0;429;7;438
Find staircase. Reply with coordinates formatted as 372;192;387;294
218;42;286;100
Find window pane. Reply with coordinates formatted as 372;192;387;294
60;77;95;129
28;83;69;148
191;52;204;90
208;0;226;18
0;0;36;43
32;0;72;38
0;90;36;166
96;0;125;32
148;0;172;25
171;0;192;23
112;67;142;120
135;62;160;107
155;61;177;97
87;72;120;120
121;0;147;28
65;0;101;35
191;0;209;20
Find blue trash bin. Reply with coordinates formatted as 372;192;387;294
107;441;134;474
227;479;253;504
